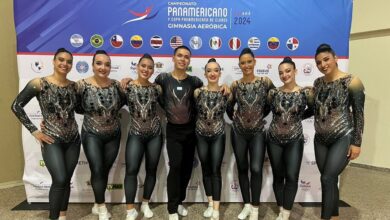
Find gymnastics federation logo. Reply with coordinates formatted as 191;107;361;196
286;37;299;51
130;35;143;49
31;60;44;73
90;34;104;48
303;63;313;76
248;37;260;50
190;36;202;50
70;34;83;48
110;35;123;48
267;37;280;50
229;37;241;51
76;61;89;74
170;36;183;49
123;5;159;25
209;36;222;50
299;180;311;191
150;35;163;49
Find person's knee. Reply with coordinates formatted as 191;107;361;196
320;174;337;187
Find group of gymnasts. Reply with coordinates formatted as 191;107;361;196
11;43;365;220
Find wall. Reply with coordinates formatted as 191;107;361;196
349;0;390;168
0;0;24;185
0;0;389;185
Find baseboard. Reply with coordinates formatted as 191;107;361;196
0;180;24;189
350;163;390;172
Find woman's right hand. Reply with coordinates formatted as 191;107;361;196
120;77;133;89
32;130;54;145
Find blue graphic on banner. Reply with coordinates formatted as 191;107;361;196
14;0;352;57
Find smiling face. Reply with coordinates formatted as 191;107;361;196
239;53;256;77
137;57;154;81
204;62;221;84
92;54;111;79
173;48;191;72
52;52;73;75
278;63;297;85
315;51;338;76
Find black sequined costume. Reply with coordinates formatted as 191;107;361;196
313;74;365;147
268;87;314;144
78;79;125;137
12;77;79;143
195;88;229;137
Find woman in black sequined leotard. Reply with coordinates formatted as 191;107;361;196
124;54;163;220
194;58;231;220
11;48;80;220
226;48;275;220
267;57;314;220
313;44;365;220
77;50;125;220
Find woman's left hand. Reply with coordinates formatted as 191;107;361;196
347;145;361;160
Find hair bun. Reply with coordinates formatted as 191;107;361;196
208;58;217;63
283;56;292;62
315;43;335;57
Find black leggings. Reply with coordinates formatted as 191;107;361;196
196;133;225;201
124;133;162;203
41;137;80;220
81;129;121;204
231;129;266;206
166;122;197;214
267;138;304;210
315;134;350;219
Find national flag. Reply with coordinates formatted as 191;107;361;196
130;35;143;48
229;37;241;51
286;37;299;51
248;37;260;50
267;37;280;50
209;36;222;50
169;36;183;49
150;35;163;49
110;35;123;48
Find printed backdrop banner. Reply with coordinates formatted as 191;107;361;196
14;0;353;203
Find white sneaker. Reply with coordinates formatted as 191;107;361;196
249;207;258;220
178;204;188;216
203;205;213;218
126;208;138;220
141;203;154;218
97;205;111;220
92;204;112;218
276;212;283;220
92;204;99;215
210;210;220;220
168;213;179;220
281;209;291;220
238;204;252;220
58;216;66;220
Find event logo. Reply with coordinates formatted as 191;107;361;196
286;37;299;51
28;110;42;120
229;37;241;51
111;64;121;73
267;37;280;50
130;35;143;49
209;36;222;50
39;160;45;167
90;34;104;48
150;35;163;49
123;5;159;25
78;160;88;166
76;61;89;74
302;63;313;76
107;184;123;191
33;181;51;190
190;36;202;50
31;60;44;73
170;36;183;49
230;180;239;192
187;180;201;191
299;180;311;191
155;62;164;69
70;34;83;48
248;37;260;50
110;35;124;48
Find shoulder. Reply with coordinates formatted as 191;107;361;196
349;74;364;91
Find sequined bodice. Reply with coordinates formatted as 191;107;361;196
11;77;79;143
268;88;312;144
228;78;274;134
195;89;228;137
126;83;162;137
313;75;365;146
78;79;124;137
